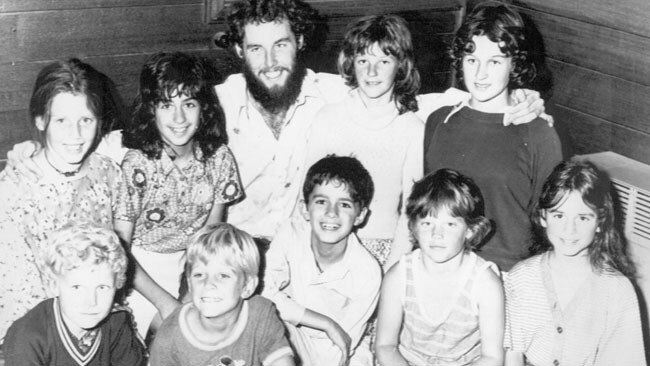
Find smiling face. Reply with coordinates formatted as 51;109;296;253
541;190;599;258
353;43;399;106
154;90;201;157
36;92;98;171
302;181;368;248
51;262;116;337
240;19;301;93
412;207;471;265
462;35;513;112
188;257;254;320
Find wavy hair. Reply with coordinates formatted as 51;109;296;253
123;52;226;161
451;1;536;90
530;161;636;278
29;58;120;154
406;169;492;250
337;15;420;114
224;0;320;50
39;223;128;289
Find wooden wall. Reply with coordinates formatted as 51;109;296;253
0;0;462;170
503;0;650;165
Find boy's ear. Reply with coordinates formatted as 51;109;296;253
35;116;46;131
300;199;310;221
354;207;369;226
242;276;258;299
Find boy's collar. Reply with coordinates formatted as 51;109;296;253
179;300;250;351
52;298;103;365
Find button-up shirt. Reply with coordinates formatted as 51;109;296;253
215;70;348;238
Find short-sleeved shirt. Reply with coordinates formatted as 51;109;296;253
115;145;242;253
0;153;121;340
4;298;145;366
504;253;647;366
424;105;562;270
263;219;381;365
150;295;293;366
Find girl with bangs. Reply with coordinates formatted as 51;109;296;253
304;14;423;270
423;2;562;271
114;52;243;339
376;169;504;365
505;161;645;365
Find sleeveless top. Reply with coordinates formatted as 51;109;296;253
398;250;498;365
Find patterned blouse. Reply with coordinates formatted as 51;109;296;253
114;145;243;253
0;153;121;340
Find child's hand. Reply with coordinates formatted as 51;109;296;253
325;321;351;366
5;140;43;183
504;89;553;127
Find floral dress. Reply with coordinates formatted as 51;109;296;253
0;153;121;340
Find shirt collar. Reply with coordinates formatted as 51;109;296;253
443;99;470;124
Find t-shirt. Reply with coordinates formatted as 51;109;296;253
150;295;293;366
3;298;145;366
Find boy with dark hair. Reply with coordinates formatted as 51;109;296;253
263;155;381;366
3;224;145;366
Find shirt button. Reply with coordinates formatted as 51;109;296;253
557;326;563;333
553;360;559;366
284;182;291;188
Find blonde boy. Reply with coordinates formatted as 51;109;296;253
150;223;294;366
263;156;382;366
3;224;145;366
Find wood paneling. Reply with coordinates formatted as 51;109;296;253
552;106;650;166
514;6;650;86
0;5;218;63
511;0;650;37
0;0;199;13
548;59;650;134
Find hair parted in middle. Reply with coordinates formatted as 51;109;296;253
530;160;636;278
224;0;320;50
38;223;128;289
184;223;260;283
451;1;536;90
123;52;226;161
406;169;492;250
338;14;420;114
303;155;374;209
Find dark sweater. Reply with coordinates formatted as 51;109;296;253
4;298;145;366
424;106;562;270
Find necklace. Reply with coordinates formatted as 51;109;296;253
44;151;82;177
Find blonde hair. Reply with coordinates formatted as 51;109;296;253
185;223;260;282
39;223;128;288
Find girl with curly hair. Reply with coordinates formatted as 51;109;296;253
423;2;562;271
114;52;243;338
504;161;645;365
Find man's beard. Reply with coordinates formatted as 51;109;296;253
243;58;307;115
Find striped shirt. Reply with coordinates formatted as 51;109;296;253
504;252;646;366
398;250;497;365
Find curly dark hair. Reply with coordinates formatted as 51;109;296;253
530;161;636;278
224;0;320;51
337;15;420;114
451;1;536;91
30;58;120;154
122;52;226;161
303;155;374;209
406;169;492;250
